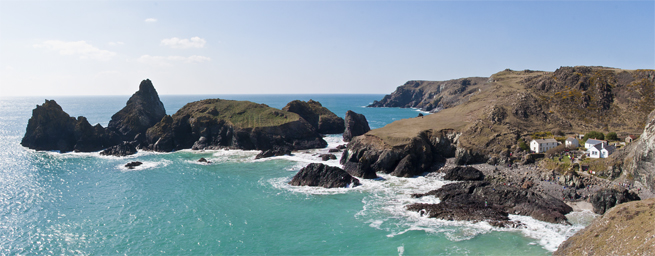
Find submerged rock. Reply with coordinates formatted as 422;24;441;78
320;154;337;161
288;163;360;188
125;161;143;169
198;158;211;163
343;110;370;142
282;100;345;134
108;79;166;142
255;146;292;159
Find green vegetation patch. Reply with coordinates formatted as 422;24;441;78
175;99;300;128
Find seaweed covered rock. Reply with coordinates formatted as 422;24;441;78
282;100;344;134
343;110;370;142
289;163;360;188
21;100;119;152
145;99;327;152
410;181;572;225
108;79;166;142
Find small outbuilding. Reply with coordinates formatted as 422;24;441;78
625;135;637;143
565;137;579;148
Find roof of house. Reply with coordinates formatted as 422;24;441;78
627;135;637;139
566;137;578;142
590;143;615;151
586;139;606;145
532;138;557;144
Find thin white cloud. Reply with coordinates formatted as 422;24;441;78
34;40;116;61
108;41;124;46
136;55;211;66
161;37;206;49
145;18;157;23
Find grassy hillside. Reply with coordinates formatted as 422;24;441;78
175;99;301;129
369;67;655;152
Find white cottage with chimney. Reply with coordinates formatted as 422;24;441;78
530;138;558;153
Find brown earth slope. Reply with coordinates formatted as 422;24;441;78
554;198;655;256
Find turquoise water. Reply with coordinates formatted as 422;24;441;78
0;95;584;255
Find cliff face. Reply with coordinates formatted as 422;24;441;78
554;198;655;255
282;100;344;134
21;100;120;152
369;78;490;112
144;99;327;152
107;79;166;141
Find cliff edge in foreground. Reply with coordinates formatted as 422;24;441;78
554;198;655;256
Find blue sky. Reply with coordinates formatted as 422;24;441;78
1;1;653;96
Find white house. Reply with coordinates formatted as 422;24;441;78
588;143;616;158
530;138;558;153
565;137;579;148
585;139;606;149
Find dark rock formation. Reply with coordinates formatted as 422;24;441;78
590;188;640;214
21;100;120;152
255;146;292;159
343;110;370;142
341;129;459;178
125;161;142;169
410;181;573;225
198;158;210;163
443;166;484;181
144;99;327;152
108;79;166;142
282;100;345;134
557;170;585;189
288;163;360;188
100;142;137;156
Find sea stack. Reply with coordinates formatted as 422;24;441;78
107;79;166;142
343;110;370;142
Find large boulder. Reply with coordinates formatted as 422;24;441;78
21;100;119;152
108;79;166;142
590;188;640;214
410;181;572;225
282;100;345;134
343;110;370;142
145;99;327;152
288;163;360;188
443;166;484;181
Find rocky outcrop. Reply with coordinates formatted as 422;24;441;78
21;100;120;152
125;161;142;169
343;110;370;142
288;163;360;188
590;188;640;214
108;79;166;142
282;100;344;134
144;99;327;152
443;166;484;181
100;142;137;156
554;198;655;256
410;181;573;225
619;108;655;193
341;129;459;178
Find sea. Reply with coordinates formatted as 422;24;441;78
0;94;596;255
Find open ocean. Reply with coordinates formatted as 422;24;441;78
0;94;593;255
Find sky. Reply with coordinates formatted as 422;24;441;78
0;1;653;96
